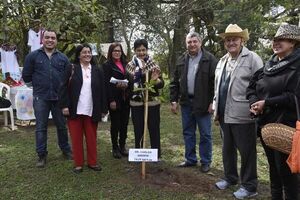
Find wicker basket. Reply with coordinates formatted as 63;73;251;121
261;123;295;154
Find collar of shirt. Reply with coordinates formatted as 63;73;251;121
188;50;202;60
80;63;92;70
188;51;202;66
39;47;58;55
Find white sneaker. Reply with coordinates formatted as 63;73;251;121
233;187;258;199
215;179;233;190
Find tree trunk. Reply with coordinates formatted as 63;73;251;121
169;0;190;78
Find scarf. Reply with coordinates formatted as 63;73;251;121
126;55;159;75
264;48;300;75
126;55;160;101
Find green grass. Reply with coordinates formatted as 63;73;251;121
0;104;270;199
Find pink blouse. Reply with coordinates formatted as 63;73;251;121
115;59;125;74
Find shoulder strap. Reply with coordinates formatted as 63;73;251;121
68;64;75;85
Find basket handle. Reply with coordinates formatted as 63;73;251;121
295;95;300;121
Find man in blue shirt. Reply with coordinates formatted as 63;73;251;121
23;29;72;168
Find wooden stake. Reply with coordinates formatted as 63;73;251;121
141;71;149;179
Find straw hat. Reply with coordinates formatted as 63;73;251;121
274;23;300;42
219;24;249;41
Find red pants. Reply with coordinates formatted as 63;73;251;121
67;115;98;167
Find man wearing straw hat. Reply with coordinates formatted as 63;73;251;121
213;24;263;199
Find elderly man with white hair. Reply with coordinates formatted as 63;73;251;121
170;32;218;173
213;24;263;199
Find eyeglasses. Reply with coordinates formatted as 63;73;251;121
81;51;92;55
113;50;122;53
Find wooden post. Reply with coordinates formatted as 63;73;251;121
141;71;149;179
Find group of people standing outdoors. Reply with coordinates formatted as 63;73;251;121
22;22;300;199
22;32;164;173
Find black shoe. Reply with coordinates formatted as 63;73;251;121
200;164;210;173
112;148;122;159
87;165;102;171
177;161;197;168
72;167;83;174
63;151;73;160
36;157;46;168
119;146;129;157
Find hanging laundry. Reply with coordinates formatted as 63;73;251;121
0;44;21;81
27;28;43;52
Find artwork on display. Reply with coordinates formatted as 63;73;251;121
15;88;34;120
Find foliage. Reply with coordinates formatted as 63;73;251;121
0;0;107;64
0;0;299;69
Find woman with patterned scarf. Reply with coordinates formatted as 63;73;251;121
247;23;300;200
127;39;164;159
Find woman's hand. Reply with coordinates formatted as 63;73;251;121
151;68;160;81
110;101;117;110
250;100;265;115
116;82;128;89
62;108;70;116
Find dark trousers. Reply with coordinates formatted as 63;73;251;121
68;115;98;167
219;118;257;192
259;131;299;200
131;104;161;158
33;97;71;158
109;102;130;150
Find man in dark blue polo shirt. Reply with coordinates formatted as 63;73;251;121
23;29;72;168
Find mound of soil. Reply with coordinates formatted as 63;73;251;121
125;163;217;194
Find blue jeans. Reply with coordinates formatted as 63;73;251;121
33;97;71;158
181;105;212;165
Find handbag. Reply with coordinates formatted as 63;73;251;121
287;121;300;173
261;95;300;154
261;123;294;154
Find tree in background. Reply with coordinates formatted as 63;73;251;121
0;0;107;64
0;0;299;72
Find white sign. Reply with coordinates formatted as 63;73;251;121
110;77;129;84
128;148;158;162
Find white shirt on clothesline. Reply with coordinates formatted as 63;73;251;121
27;29;43;52
0;48;20;80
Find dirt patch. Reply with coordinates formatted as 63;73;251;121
122;163;271;199
125;163;217;194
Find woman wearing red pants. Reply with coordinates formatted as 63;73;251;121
59;44;107;173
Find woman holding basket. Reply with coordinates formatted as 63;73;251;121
247;23;300;200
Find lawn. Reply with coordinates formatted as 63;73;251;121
0;104;270;199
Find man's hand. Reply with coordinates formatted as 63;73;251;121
110;101;117;110
62;108;69;116
207;103;214;114
170;102;178;114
